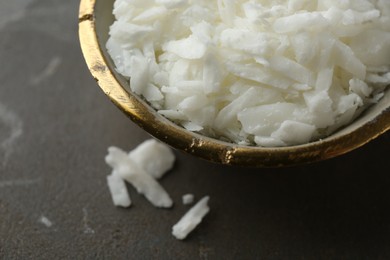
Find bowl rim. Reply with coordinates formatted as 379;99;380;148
78;0;390;167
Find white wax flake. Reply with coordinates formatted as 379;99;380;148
164;36;207;60
172;196;210;240
273;12;329;33
107;0;390;147
133;7;168;23
268;56;315;85
219;29;270;56
128;139;175;179
182;194;194;205
271;120;316;145
39;216;53;228
105;140;174;208
107;172;132;208
203;51;223;94
155;0;188;9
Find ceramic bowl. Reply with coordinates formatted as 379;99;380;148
78;0;390;167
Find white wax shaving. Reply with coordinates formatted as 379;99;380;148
128;139;175;179
106;171;132;208
39;216;53;228
182;194;194;205
172;196;210;240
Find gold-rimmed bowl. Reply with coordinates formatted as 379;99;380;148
78;0;390;167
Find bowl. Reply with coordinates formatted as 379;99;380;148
78;0;390;167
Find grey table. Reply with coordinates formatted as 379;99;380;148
1;0;389;259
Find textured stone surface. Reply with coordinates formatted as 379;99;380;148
0;0;389;259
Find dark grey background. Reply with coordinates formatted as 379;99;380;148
0;0;389;259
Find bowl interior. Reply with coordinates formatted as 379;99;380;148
81;0;390;167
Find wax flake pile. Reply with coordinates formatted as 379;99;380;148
107;0;390;146
105;139;210;240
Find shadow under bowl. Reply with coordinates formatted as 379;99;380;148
78;0;390;167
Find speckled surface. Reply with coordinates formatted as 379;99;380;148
0;0;389;259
